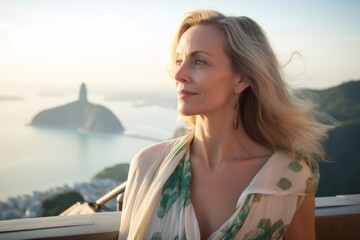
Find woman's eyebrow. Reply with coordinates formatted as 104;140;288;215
176;50;213;58
190;51;212;57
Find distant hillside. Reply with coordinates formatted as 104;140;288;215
42;191;84;217
309;80;360;125
94;163;129;184
310;80;360;196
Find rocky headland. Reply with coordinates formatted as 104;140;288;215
30;83;125;134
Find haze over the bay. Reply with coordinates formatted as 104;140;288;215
0;0;359;95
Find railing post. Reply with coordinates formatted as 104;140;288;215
116;193;124;211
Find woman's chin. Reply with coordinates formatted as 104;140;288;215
178;111;191;116
177;107;196;116
178;109;194;116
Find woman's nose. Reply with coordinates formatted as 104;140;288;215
174;63;191;84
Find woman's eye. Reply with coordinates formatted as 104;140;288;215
194;59;206;66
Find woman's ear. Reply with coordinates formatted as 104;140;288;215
234;76;250;94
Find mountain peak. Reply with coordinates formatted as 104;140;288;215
79;83;87;103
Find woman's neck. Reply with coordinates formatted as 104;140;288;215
191;114;272;169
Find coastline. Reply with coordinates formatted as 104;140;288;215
0;177;119;220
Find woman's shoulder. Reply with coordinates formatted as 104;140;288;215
269;152;316;179
280;151;318;175
126;136;188;186
270;151;320;195
271;151;314;172
130;137;183;170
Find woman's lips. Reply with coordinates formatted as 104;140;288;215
177;90;198;99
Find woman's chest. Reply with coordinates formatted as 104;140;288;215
189;158;268;238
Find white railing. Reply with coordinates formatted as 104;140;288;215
0;193;359;240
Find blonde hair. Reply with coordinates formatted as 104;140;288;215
171;10;334;163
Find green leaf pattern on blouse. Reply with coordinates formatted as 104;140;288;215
287;161;303;172
305;177;319;194
151;232;162;240
180;156;192;210
307;160;320;194
243;218;288;240
222;194;253;239
150;233;182;240
276;178;292;190
157;159;183;218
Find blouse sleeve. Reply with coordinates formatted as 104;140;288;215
119;149;143;238
304;160;320;195
118;139;178;239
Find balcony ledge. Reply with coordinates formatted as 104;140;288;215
0;195;359;240
0;212;121;240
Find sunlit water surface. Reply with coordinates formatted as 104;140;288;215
0;92;178;200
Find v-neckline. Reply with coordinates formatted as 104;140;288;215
186;149;278;239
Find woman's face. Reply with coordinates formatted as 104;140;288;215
175;24;243;117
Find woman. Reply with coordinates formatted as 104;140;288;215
119;10;331;240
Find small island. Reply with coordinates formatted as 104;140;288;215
0;95;24;101
30;83;125;134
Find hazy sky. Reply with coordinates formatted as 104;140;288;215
0;0;359;94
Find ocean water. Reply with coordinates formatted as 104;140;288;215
0;92;179;201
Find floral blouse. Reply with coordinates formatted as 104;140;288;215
118;132;319;240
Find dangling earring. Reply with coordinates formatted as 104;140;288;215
234;99;240;129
